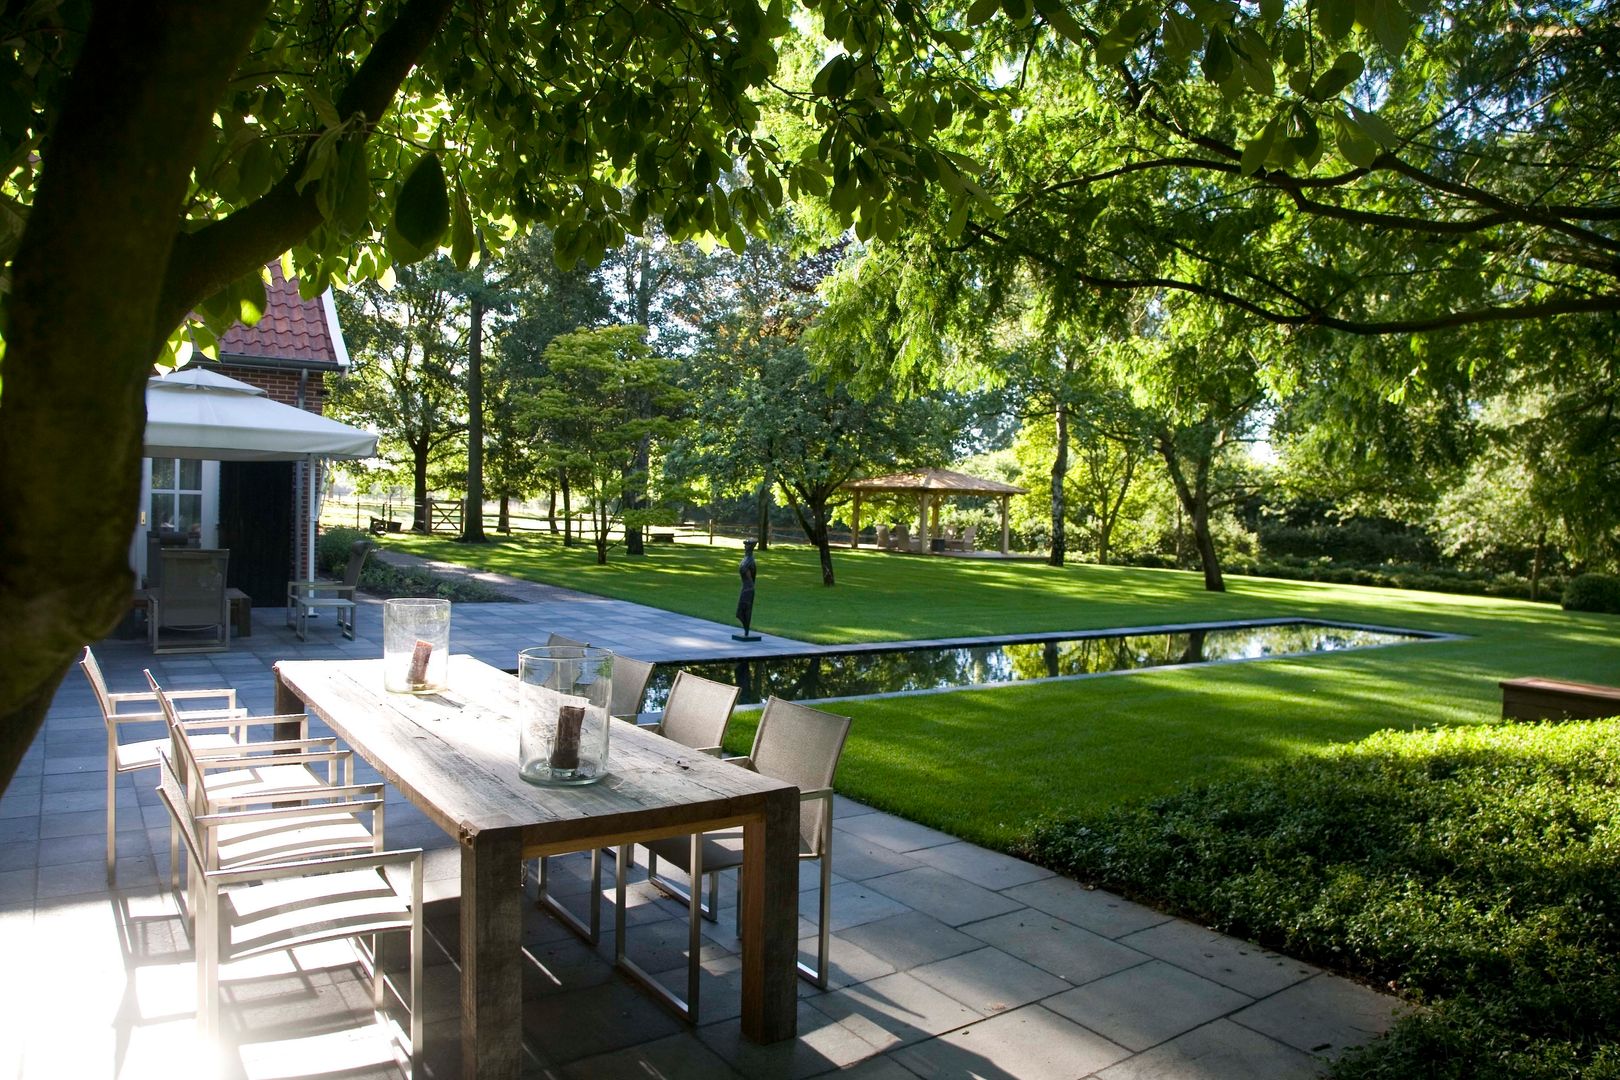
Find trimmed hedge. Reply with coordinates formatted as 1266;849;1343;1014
1022;722;1620;1079
1562;573;1620;615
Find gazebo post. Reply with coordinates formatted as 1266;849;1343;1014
1000;495;1010;554
851;491;861;549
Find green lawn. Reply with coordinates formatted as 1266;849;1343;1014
379;530;1620;847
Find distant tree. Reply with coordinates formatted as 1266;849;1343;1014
526;326;687;564
331;261;470;533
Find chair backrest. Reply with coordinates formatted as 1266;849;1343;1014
893;525;910;550
610;656;657;719
660;670;740;751
144;670;208;809
875;524;889;547
750;697;852;856
156;549;229;628
78;646;128;730
341;540;375;587
547;632;589;650
960;525;977;549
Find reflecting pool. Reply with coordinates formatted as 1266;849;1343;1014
643;621;1433;708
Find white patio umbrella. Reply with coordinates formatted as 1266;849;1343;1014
144;365;377;581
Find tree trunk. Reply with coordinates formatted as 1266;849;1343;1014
623;245;654;555
783;486;837;586
547;486;557;533
460;285;488;542
756;471;773;550
561;474;573;546
412;442;431;533
1158;432;1225;592
1048;397;1070;568
0;0;271;794
1531;524;1546;601
594;505;609;565
498;494;511;534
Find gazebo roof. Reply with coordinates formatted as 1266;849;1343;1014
843;467;1027;496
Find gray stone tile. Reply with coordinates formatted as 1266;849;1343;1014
836;812;957;855
1230;973;1404;1059
831;833;924;882
1119;921;1317;998
834;795;878;820
696;999;883;1079
0;868;35;905
518;977;685;1064
560;1031;744;1078
0;842;38;872
893;1004;1130;1079
815;972;986;1052
838;911;983;972
802;931;897;992
910;841;1053;891
866;867;1023;927
960;909;1150;986
36;809;107;839
1045;960;1253;1052
826;1056;922;1080
824;879;912;933
1093;1019;1323;1080
1002;876;1171;939
908;947;1071;1014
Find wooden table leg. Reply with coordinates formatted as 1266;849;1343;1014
272;668;306;742
462;829;524;1078
739;787;800;1043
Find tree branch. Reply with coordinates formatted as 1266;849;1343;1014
157;0;457;340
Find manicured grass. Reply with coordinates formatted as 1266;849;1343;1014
379;530;1620;847
1024;722;1620;1079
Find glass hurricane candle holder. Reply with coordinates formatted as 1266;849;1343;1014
383;598;451;693
518;646;613;786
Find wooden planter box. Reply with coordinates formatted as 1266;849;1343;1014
1499;677;1620;722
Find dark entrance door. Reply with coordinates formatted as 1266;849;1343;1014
218;461;294;607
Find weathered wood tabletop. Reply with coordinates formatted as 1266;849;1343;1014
274;654;800;1080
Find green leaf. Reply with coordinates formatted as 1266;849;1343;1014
1335;115;1379;167
1281;30;1306;67
1032;0;1088;46
1348;103;1399;148
1259;0;1283;22
944;198;970;240
1240;120;1277;174
1001;0;1033;25
1309;51;1364;100
236;270;268;325
393;152;450;252
1201;31;1233;84
1163;10;1201;64
1370;0;1410;55
1316;0;1354;38
965;0;1001;24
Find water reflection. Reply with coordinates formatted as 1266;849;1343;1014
645;623;1427;708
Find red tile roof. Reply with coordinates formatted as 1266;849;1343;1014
218;262;340;365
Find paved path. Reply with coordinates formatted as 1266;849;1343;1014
0;565;1404;1077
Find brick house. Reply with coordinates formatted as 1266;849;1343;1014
133;263;353;605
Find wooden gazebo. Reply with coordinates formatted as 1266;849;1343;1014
842;468;1028;554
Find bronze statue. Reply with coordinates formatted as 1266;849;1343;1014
733;539;761;641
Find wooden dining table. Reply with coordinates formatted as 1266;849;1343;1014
273;654;801;1079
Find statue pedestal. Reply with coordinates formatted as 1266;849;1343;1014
731;633;762;642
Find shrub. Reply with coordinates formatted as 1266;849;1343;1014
1021;722;1620;1079
317;526;372;574
1562;573;1620;615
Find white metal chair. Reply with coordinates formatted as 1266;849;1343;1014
287;538;373;641
614;696;851;1022
80;646;249;883
156;753;423;1077
146;671;385;929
